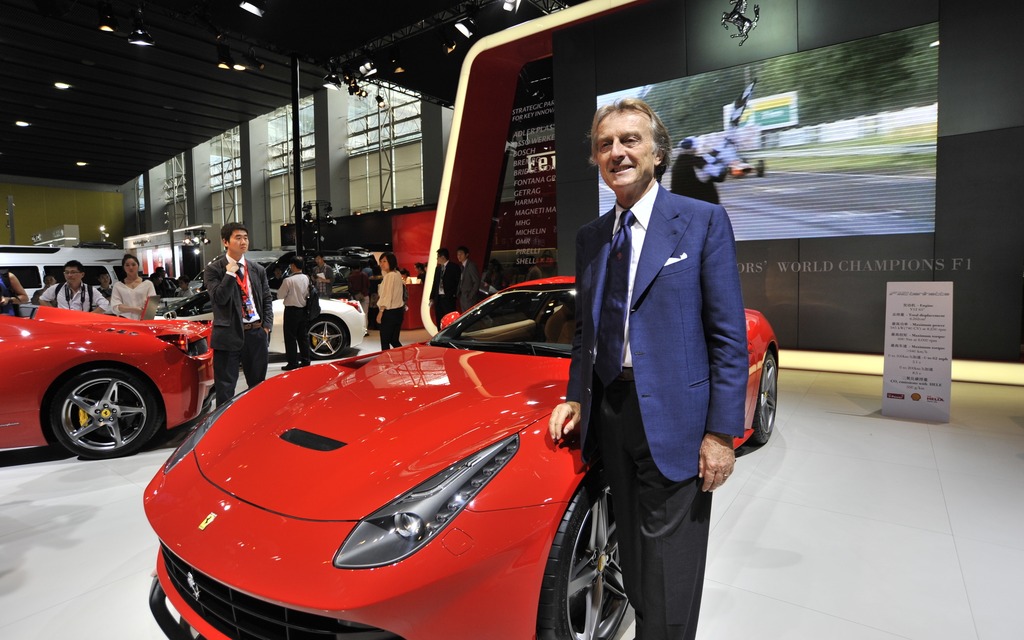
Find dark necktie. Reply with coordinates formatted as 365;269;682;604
596;210;636;386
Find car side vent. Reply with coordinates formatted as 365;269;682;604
280;429;346;451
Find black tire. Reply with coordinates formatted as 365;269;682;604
750;351;777;445
48;367;164;459
307;315;351;360
538;477;629;640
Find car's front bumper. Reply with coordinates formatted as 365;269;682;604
146;461;566;640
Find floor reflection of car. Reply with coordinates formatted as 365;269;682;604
2;306;214;459
157;290;364;360
145;277;778;640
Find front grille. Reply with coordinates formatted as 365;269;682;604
161;545;403;640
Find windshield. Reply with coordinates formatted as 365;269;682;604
429;284;576;357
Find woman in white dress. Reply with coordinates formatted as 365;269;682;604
111;254;157;320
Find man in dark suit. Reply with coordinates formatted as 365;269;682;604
456;245;481;312
205;222;274;407
429;247;460;325
549;99;748;640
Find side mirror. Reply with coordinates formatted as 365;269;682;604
440;311;460;329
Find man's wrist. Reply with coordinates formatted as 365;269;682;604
706;432;735;448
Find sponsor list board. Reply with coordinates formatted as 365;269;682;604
881;281;953;422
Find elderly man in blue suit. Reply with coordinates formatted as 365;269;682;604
549;98;748;640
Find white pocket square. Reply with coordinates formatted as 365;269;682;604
664;253;688;266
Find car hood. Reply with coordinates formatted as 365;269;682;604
193;344;569;521
32;306;209;339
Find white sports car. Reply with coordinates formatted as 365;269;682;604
158;291;364;360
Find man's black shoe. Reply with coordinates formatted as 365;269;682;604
282;364;300;371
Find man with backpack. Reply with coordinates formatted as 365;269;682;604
38;260;110;313
276;256;312;370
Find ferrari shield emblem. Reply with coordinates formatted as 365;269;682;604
198;512;217;530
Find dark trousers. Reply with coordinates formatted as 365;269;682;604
595;377;712;640
379;307;404;350
433;295;456;325
213;328;269;406
284;306;311;366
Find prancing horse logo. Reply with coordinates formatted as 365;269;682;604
722;0;760;46
186;571;201;601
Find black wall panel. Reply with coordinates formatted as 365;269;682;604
934;127;1024;359
797;0;938;51
936;0;1024;137
592;0;689;96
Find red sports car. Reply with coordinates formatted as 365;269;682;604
145;277;777;640
1;306;214;458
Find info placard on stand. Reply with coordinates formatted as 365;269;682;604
881;281;953;422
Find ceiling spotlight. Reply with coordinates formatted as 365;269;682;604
440;34;457;54
128;5;155;46
455;17;475;38
97;2;118;32
375;94;388;109
239;0;266;17
77;161;89;167
323;72;341;90
326;216;337;226
503;0;521;12
244;47;265;71
54;81;72;90
15;121;31;127
357;59;377;78
217;42;237;70
323;59;342;89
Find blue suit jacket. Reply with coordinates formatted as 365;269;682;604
566;186;748;482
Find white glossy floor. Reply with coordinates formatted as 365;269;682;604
1;340;1022;639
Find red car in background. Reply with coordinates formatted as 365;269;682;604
1;306;214;459
145;277;777;640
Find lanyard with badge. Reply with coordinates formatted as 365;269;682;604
236;263;257;322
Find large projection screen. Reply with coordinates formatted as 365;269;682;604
597;23;938;242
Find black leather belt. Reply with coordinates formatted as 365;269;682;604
243;321;262;331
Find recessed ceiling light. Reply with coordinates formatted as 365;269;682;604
54;82;73;90
15;121;31;127
76;161;89;167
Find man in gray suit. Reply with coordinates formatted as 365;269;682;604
205;222;274;406
549;99;747;640
456;245;481;312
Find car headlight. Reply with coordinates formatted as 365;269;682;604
333;434;520;569
162;390;250;474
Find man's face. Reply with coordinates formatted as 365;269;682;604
456;250;467;262
316;256;325;267
63;266;84;288
593;110;662;207
223;230;249;259
436;254;447;265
